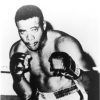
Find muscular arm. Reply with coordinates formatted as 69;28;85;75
56;35;96;92
9;41;33;100
56;35;95;71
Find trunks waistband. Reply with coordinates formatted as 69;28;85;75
38;85;79;99
54;85;78;98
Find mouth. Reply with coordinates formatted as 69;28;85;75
33;41;38;46
26;41;38;47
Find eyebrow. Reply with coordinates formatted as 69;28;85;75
18;26;39;32
18;29;26;32
30;26;39;29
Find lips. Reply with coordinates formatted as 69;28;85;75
26;41;38;47
33;42;38;46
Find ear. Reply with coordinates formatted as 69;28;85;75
43;20;46;30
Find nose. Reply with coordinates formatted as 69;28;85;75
26;34;35;41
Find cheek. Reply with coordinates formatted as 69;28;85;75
37;31;43;39
19;34;26;41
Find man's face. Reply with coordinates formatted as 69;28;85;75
16;17;44;51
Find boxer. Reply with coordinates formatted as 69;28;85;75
10;5;96;100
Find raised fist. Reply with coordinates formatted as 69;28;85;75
10;52;32;82
49;52;81;79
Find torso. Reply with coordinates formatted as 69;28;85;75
11;30;83;92
28;31;73;92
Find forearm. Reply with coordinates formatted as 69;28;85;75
13;77;32;100
76;70;90;93
10;52;33;100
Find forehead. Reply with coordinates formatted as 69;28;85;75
17;17;40;29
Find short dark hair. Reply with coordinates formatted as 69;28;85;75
15;5;44;26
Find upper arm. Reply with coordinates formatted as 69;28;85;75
56;36;88;71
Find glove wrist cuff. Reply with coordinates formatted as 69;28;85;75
74;68;83;79
13;73;25;83
74;68;81;77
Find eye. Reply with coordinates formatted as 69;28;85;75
31;27;39;32
18;30;26;35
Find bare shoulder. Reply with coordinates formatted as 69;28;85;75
48;30;83;55
47;30;83;51
56;32;83;52
9;40;28;58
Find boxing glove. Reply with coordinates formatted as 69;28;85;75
49;52;81;79
10;52;32;82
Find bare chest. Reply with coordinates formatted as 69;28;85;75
29;41;55;77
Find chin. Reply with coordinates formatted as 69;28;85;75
28;45;39;51
29;47;38;51
26;42;42;51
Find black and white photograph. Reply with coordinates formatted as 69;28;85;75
0;0;100;100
